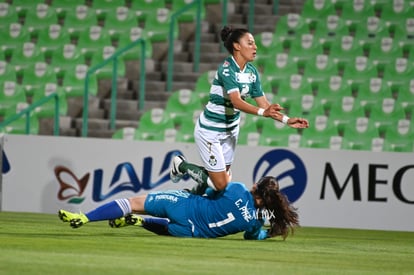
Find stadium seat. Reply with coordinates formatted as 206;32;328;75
356;77;394;114
130;0;166;23
328;96;366;133
0;81;27;116
380;0;414;32
144;8;179;43
76;25;113;60
313;15;350;51
368;37;404;74
0;3;19;30
50;44;85;79
254;32;286;70
112;127;136;140
116;27;153;61
170;0;206;23
369;97;407;136
21;62;57;97
10;42;45;76
273;13;311;48
341;116;382;151
135;108;176;141
341;55;378;90
194;70;216;105
259;119;301;148
104;6;138;42
300;115;342;150
61;64;98;98
288;33;324;69
90;0;126;21
31;83;68;118
63;5;98;40
316;75;353;112
339;0;376;32
165;89;204;126
88;46;126;80
175;109;202;143
276;74;313;109
0;61;17;83
50;0;85;20
288;94;326;117
392;18;414;46
13;0;45;17
35;24;71;59
262;53;299;90
382;119;414;152
382;57;414;92
1;102;40;135
1;23;31;59
23;4;59;38
395;79;414;116
301;0;338;29
353;16;390;53
303;54;339;90
328;35;365;72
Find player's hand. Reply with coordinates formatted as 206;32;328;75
263;104;284;118
286;117;309;129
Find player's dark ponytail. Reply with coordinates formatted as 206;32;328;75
220;26;249;55
254;176;300;240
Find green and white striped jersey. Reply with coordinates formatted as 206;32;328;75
199;56;264;132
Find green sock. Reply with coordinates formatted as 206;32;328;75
180;162;209;195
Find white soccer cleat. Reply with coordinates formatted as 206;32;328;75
170;155;185;183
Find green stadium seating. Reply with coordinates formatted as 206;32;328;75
273;13;311;48
170;0;206;23
301;0;338;29
313;15;350;51
262;53;299;90
276;74;313;109
1;102;40;135
90;0;125;21
339;0;376;32
382;57;414;92
88;46;126;80
76;25;113;60
356;77;393;114
24;4;59;38
1;23;31;59
174;109;201;143
368;37;404;74
300;114;342;150
165;89;204;126
288;94;326;118
0;81;27;116
342;55;378;90
382;119;414;152
104;6;138;42
144;8;179;43
380;0;414;32
392;18;414;46
395;79;414;116
353;16;390;53
0;3;19;31
329;96;366;133
259;119;301;148
112;127;136;140
341;116;381;151
254;32;286;70
0;61;17;83
13;0;45;17
35;24;71;59
21;62;57;97
369;97;407;136
63;5;98;40
303;54;339;90
135;108;176;141
130;0;165;23
194;70;216;105
50;0;86;20
316;75;353;112
50;44;85;79
288;33;324;69
10;42;45;76
328;35;364;71
31;83;68;118
116;27;153;61
61;64;98;98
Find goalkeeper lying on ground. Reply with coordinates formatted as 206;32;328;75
59;157;299;240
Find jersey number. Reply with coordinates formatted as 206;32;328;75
208;212;235;228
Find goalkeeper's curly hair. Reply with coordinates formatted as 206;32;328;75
253;176;299;240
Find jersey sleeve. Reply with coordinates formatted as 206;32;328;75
217;61;240;94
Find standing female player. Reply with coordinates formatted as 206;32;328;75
170;26;309;193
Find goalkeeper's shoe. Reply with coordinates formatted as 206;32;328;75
109;214;144;228
170;155;185;183
58;209;89;229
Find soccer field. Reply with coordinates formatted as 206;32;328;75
0;212;413;275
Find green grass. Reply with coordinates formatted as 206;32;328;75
0;212;413;275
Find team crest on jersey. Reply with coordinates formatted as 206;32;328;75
248;73;256;82
209;155;217;166
223;61;230;67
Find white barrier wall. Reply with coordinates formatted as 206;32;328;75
2;134;413;232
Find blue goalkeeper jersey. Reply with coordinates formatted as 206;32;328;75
187;182;265;239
